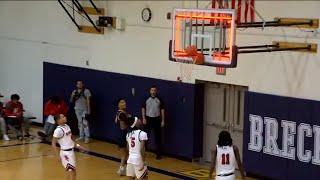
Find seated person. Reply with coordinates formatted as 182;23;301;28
4;94;24;140
0;94;10;141
38;96;68;142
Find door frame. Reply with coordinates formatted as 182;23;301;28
195;80;248;163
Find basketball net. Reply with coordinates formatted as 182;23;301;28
178;59;195;82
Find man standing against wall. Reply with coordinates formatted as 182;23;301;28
142;85;165;159
70;80;91;143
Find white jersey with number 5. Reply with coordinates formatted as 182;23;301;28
216;145;236;175
126;129;148;165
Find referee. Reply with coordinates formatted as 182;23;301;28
142;85;165;160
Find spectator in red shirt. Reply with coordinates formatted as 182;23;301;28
5;94;23;117
0;94;10;141
39;96;68;142
5;94;24;140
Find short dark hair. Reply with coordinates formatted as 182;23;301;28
76;80;84;83
117;98;126;105
54;114;61;122
150;85;157;89
11;94;20;101
217;130;233;147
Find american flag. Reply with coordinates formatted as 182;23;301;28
212;0;255;24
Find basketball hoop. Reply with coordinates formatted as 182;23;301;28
169;8;238;68
169;2;317;76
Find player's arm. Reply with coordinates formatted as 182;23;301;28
114;115;118;124
127;140;130;153
51;137;60;161
71;135;86;152
138;140;147;171
74;143;86;152
209;147;217;179
234;145;246;179
71;134;76;141
141;140;146;163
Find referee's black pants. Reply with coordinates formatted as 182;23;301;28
144;116;162;158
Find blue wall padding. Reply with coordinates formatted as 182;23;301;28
43;62;202;159
244;91;320;179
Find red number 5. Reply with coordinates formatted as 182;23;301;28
221;153;230;165
130;137;135;148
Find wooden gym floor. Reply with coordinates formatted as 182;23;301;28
0;128;256;180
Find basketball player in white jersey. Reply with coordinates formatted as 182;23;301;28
52;114;85;180
209;131;246;180
119;113;148;180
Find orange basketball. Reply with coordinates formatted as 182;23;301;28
192;53;204;65
184;45;198;56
